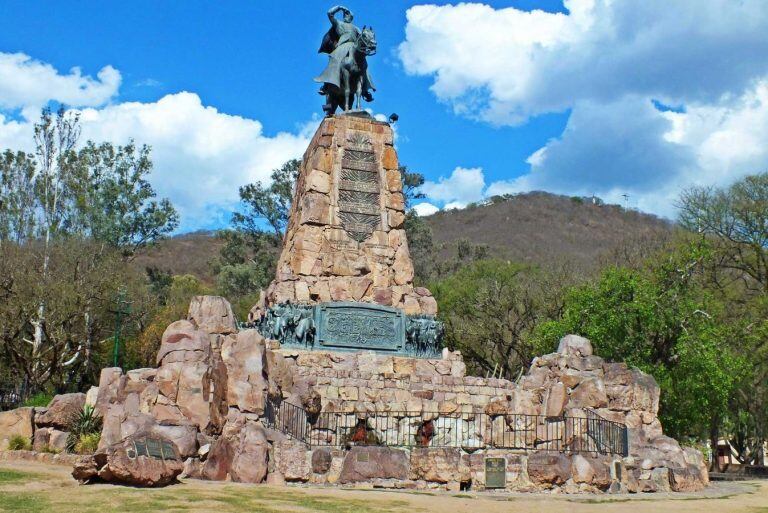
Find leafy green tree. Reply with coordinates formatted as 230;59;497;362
217;159;300;299
533;242;746;440
232;158;300;240
400;165;425;208
431;260;566;379
678;172;768;461
0;108;177;390
0;150;36;245
65;141;179;256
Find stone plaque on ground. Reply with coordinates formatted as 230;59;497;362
485;457;506;488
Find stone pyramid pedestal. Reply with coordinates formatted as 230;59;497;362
262;113;437;316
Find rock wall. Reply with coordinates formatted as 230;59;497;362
259;115;437;317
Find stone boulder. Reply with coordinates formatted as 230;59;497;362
221;330;268;414
338;446;409;483
409;448;467;483
188;295;237;335
156;319;210;366
571;454;612;489
274;439;311;481
527;452;572;486
201;412;268;484
669;465;706;492
33;427;68;452
311;448;333;474
36;393;85;430
567;378;608;409
0;407;35;449
557;335;593;357
72;438;184;487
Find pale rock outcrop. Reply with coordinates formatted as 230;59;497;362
188;295;237;335
0;407;35;449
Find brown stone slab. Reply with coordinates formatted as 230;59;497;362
339;179;380;193
342;159;378;173
338;201;380;215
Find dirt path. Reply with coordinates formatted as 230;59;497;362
0;461;766;513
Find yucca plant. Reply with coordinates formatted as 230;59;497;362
65;405;103;453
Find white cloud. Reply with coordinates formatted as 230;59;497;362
399;0;768;125
400;1;768;218
0;52;120;114
485;81;768;217
0;52;311;231
421;166;486;206
77;93;311;230
412;202;440;217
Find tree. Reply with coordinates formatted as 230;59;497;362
400;165;425;208
678;172;768;461
217;159;300;299
533;242;746;441
0;150;36;245
0;108;177;390
0;239;154;389
66;141;179;256
678;172;768;293
232;158;300;241
431;260;566;379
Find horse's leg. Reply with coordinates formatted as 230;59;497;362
342;69;350;111
355;77;362;110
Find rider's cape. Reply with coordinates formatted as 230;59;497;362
318;26;338;54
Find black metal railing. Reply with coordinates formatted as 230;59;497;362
0;381;29;411
265;398;628;456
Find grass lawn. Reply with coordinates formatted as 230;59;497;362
0;465;414;513
1;461;766;513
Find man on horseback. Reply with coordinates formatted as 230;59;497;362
315;5;376;113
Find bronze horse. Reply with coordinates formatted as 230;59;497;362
319;26;377;115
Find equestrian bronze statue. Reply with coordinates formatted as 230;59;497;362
315;5;377;116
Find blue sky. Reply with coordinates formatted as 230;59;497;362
1;1;767;231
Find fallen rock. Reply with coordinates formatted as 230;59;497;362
72;437;183;487
33;427;68;452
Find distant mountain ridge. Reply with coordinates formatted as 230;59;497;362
135;192;673;283
425;192;673;272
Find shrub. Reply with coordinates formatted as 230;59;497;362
7;435;31;451
23;393;53;408
74;433;100;455
65;405;103;453
39;444;61;455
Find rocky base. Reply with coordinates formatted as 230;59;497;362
0;296;711;493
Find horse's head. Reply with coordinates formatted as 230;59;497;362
358;26;377;56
